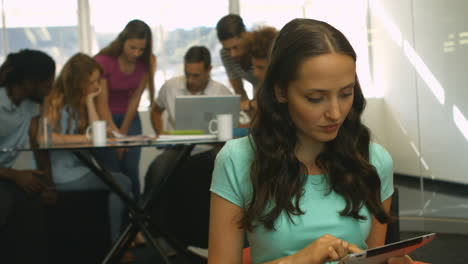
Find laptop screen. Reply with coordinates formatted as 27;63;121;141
174;95;241;133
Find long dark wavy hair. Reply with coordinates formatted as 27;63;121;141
242;18;391;231
97;19;155;104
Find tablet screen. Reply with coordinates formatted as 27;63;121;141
338;233;435;264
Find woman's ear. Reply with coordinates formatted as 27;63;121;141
274;85;288;103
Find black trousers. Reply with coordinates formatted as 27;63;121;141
0;180;48;264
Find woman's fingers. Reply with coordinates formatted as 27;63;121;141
335;240;348;258
348;243;363;253
327;239;353;261
328;246;340;260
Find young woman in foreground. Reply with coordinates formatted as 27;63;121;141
208;19;412;264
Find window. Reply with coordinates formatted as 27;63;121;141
2;0;79;71
89;0;229;109
240;0;373;97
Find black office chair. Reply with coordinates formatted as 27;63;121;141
385;188;400;244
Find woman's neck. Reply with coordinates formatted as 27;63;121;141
295;137;324;175
118;56;136;74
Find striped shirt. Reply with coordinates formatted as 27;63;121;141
220;48;257;86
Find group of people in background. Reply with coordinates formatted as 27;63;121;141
0;19;156;263
0;12;414;264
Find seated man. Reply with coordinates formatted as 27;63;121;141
0;49;56;264
151;45;232;134
148;46;234;250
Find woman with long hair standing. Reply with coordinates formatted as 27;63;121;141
208;19;413;264
94;19;156;200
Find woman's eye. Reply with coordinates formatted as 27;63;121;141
340;93;353;98
306;97;323;103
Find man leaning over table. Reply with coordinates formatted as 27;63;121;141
150;45;232;135
0;49;55;264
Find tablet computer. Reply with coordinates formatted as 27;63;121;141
338;233;435;264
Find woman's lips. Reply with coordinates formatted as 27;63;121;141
321;124;339;133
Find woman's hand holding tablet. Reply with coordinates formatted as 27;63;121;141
338;233;435;264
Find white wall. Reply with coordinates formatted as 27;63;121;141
367;0;468;185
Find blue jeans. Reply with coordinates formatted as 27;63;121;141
55;171;132;242
93;113;142;200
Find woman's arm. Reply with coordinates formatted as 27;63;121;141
208;193;358;264
366;196;392;248
208;193;245;264
148;54;157;107
367;196;413;264
51;133;89;144
119;54;156;134
41;103;92;145
86;84;102;124
118;74;147;135
95;79;119;133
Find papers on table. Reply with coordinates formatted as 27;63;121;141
156;134;217;142
107;134;217;144
107;135;157;143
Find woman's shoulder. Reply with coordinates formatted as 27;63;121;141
369;142;393;174
217;137;255;164
94;54;116;66
369;142;391;160
224;136;254;152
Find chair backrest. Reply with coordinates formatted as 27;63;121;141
385;187;400;244
160;147;221;249
141;144;195;210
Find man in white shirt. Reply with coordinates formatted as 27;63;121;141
149;47;233;250
151;46;232;134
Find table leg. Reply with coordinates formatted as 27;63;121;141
73;150;172;264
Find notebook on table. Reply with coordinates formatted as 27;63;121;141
174;95;241;133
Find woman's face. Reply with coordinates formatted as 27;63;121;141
122;38;147;63
276;53;356;147
86;69;101;95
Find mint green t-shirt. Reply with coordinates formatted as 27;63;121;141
210;137;394;264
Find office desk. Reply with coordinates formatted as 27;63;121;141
2;137;222;264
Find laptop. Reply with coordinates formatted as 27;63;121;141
174;95;241;133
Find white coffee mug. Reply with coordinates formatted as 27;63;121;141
86;120;107;146
208;114;233;141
